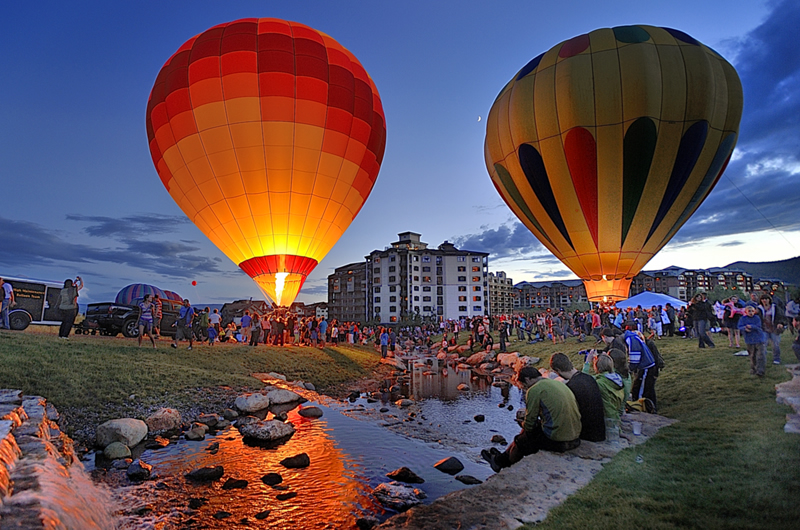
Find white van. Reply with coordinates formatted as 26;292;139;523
1;276;64;330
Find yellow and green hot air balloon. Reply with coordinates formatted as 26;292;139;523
485;25;743;301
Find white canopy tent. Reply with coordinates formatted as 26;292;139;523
615;291;687;309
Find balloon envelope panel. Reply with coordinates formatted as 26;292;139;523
485;25;742;300
147;18;386;305
115;284;168;305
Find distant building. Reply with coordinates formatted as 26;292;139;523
328;261;368;323
305;302;329;319
366;232;489;324
513;280;587;309
488;271;514;317
630;267;757;301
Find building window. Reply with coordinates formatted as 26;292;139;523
458;266;466;272
423;286;431;292
422;256;431;262
389;276;396;282
390;316;397;322
414;286;419;291
473;286;481;291
436;256;442;265
437;297;443;305
374;277;381;284
423;296;431;302
472;257;480;262
472;276;481;282
414;266;419;271
473;305;482;311
472;266;480;272
374;286;381;293
413;256;419;262
375;307;380;313
473;296;481;301
390;256;395;262
414;296;419;301
459;296;467;301
389;286;397;292
374;297;381;303
373;267;380;273
458;286;466;292
374;257;380;263
389;266;396;272
390;306;397;313
459;305;468;311
389;296;396;302
457;256;466;262
414;276;419;282
422;276;431;283
423;306;431;312
422;266;431;272
437;287;443;295
458;276;466;282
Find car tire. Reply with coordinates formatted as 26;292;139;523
9;311;31;331
122;319;140;338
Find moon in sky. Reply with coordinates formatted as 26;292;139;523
477;116;482;122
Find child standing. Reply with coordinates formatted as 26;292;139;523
738;302;766;377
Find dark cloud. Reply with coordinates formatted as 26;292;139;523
676;0;800;244
0;216;224;278
67;214;190;238
452;222;545;259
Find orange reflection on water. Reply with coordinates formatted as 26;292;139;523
117;407;385;529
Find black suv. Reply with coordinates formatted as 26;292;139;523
81;298;182;338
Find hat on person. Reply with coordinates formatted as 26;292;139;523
745;301;758;309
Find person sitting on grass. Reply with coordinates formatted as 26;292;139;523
608;348;632;412
481;366;581;472
738;302;766;377
549;353;605;442
582;351;625;424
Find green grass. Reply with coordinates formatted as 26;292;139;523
506;333;800;530
3;328;799;528
0;328;382;438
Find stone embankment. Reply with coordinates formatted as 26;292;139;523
0;389;116;529
776;364;800;433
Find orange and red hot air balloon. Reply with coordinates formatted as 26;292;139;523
485;25;742;301
146;18;386;306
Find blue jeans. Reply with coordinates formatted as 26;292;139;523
0;298;9;329
695;319;715;348
766;332;782;363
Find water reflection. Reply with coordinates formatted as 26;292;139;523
107;408;382;529
101;396;493;529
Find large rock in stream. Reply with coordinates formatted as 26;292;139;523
145;408;181;432
265;387;303;405
372;482;427;512
95;418;148;448
238;419;295;442
234;393;270;413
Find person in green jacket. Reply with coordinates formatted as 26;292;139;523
590;353;625;422
481;367;581;472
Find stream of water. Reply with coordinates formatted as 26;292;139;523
82;360;530;528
